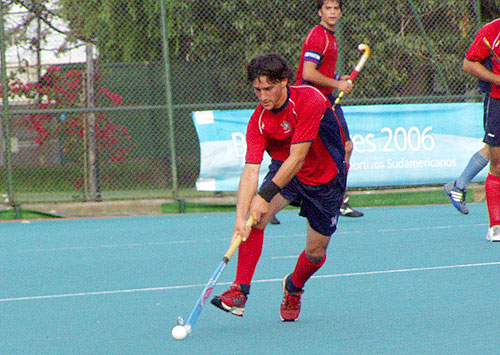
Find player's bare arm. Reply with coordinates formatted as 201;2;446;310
302;61;353;93
234;163;260;241
463;58;500;86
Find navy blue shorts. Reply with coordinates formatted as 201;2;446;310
326;93;351;141
262;160;345;236
483;96;500;147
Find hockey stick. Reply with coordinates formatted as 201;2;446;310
483;37;500;63
176;216;254;336
334;43;371;107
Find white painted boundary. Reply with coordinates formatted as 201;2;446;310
2;261;499;303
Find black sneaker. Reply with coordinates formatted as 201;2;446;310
340;196;364;217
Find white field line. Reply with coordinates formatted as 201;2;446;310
17;240;195;253
1;261;499;303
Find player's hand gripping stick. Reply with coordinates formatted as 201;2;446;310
483;37;500;63
334;44;371;107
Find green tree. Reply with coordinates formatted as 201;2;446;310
481;0;500;20
7;0;496;103
341;0;480;101
56;0;163;62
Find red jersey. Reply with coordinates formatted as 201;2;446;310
295;25;338;96
245;85;337;185
466;19;500;99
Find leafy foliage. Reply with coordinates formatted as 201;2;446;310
57;0;163;62
6;0;495;103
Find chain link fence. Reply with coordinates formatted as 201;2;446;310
0;0;483;206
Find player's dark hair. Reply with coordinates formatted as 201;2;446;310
247;54;293;83
317;0;343;10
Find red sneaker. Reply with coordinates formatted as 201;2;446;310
280;274;304;322
211;283;247;317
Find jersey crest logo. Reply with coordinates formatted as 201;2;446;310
280;121;291;133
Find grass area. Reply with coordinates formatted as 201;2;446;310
160;200;300;214
0;207;62;221
1;186;474;220
161;202;237;214
347;187;474;208
160;187;472;214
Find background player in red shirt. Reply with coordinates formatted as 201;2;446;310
461;18;500;241
295;0;363;218
211;53;347;321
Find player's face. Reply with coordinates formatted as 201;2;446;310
319;0;342;31
252;76;288;111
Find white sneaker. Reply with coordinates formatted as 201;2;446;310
486;225;500;242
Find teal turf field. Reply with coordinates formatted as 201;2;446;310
1;203;499;354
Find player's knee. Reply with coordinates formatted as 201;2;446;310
345;140;353;154
305;249;326;264
490;154;500;175
480;145;489;159
490;162;500;176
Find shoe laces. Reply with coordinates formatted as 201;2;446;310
224;283;244;297
282;289;303;309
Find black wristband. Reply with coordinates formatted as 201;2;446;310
258;180;281;202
